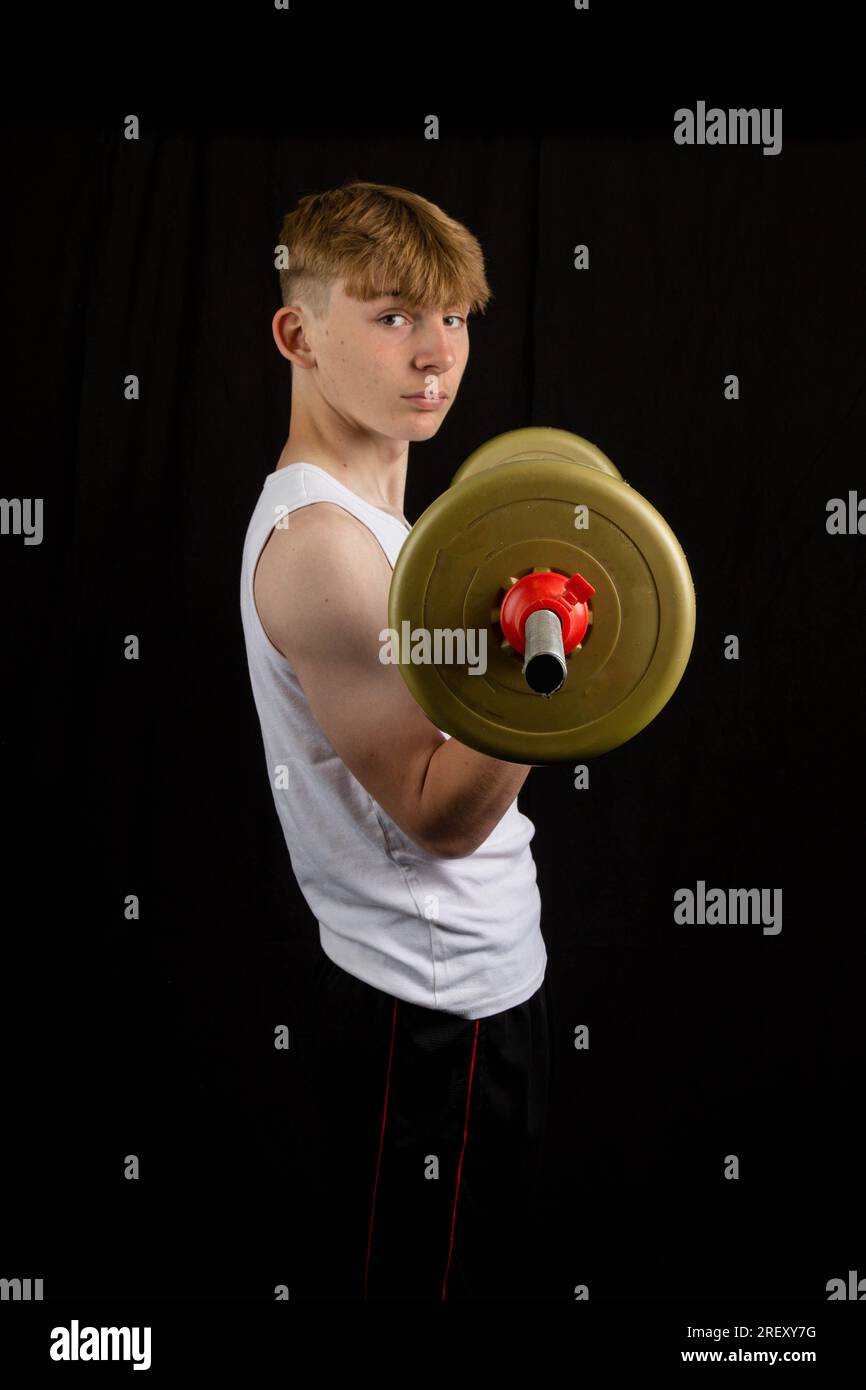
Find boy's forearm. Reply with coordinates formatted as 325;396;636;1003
418;736;532;858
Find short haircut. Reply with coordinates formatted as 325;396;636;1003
276;180;493;321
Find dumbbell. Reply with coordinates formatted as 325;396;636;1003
387;427;696;764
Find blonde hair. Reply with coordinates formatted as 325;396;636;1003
276;180;493;320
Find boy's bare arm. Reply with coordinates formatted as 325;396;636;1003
253;503;532;858
418;739;531;858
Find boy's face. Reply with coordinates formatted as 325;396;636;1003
299;277;470;442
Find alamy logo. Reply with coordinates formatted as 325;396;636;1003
379;623;488;675
674;881;782;935
826;1269;866;1299
0;497;43;544
49;1319;152;1371
0;1276;43;1299
674;102;782;157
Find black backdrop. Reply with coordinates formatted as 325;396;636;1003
2;33;865;1366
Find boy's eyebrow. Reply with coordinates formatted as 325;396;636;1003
373;291;468;312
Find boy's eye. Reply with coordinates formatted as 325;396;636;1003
378;314;465;328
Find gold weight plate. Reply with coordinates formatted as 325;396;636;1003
388;458;695;763
450;426;623;487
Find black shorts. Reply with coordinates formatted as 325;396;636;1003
303;951;553;1301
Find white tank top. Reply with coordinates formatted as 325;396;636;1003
239;462;546;1019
